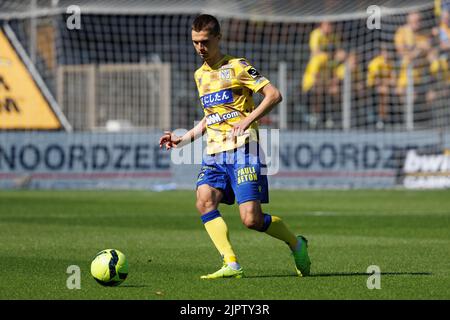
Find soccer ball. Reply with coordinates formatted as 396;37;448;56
90;249;128;286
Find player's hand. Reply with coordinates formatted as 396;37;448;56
231;119;251;137
159;131;182;150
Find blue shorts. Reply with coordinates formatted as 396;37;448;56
196;144;269;205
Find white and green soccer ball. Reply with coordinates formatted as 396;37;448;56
90;249;128;286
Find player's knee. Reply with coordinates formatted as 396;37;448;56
239;202;264;230
196;198;217;214
242;215;263;230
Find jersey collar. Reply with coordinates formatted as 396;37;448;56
203;54;229;71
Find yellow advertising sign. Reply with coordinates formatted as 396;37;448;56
0;28;62;130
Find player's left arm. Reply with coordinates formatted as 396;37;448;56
231;83;282;137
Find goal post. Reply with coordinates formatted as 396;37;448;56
1;0;449;190
1;0;443;132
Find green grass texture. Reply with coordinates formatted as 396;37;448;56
0;190;449;299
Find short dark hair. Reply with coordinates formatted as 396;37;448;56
192;14;221;36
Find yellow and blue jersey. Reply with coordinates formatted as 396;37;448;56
194;54;270;155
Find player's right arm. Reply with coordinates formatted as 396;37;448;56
159;117;206;150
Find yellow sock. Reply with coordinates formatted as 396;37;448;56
263;214;298;250
201;210;237;264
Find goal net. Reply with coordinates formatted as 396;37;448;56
0;0;449;189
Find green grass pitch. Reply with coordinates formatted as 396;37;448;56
0;189;449;300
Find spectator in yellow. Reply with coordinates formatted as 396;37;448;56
394;12;431;95
425;47;450;117
435;0;450;18
436;0;442;17
333;50;364;91
367;44;396;129
329;50;364;128
331;49;349;86
302;21;339;128
428;48;450;83
302;21;334;93
438;10;450;51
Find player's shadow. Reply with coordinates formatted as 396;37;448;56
308;271;432;278
244;271;432;279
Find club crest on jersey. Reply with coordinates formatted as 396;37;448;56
201;88;233;108
219;69;232;80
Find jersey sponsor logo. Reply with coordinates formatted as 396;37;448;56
222;110;239;121
206;111;239;126
206;113;222;125
201;88;233;108
247;67;261;79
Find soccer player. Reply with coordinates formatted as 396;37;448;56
159;14;311;279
